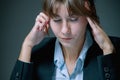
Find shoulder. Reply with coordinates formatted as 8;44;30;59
31;37;56;62
91;36;120;49
109;36;120;48
86;36;120;57
109;36;120;44
32;37;56;51
84;36;120;67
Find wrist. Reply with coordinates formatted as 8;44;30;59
23;39;34;49
103;45;114;55
19;43;32;63
18;40;34;63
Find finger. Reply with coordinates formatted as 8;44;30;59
43;26;48;34
35;12;50;32
34;21;42;31
39;12;49;22
87;17;97;30
45;24;50;34
36;16;47;30
36;15;46;23
35;20;50;33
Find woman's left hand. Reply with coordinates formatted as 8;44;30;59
87;17;114;55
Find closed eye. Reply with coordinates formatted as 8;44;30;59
68;14;79;22
69;17;78;21
53;18;62;22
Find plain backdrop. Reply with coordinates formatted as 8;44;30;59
0;0;120;80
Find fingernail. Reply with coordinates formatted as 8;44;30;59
45;21;49;25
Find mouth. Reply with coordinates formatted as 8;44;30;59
61;37;72;40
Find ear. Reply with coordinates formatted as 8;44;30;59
84;1;91;11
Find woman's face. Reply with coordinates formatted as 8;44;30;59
50;4;88;48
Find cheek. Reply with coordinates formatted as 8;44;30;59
71;23;87;35
71;27;84;38
72;17;87;31
50;21;61;35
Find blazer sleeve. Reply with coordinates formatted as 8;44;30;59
97;53;120;80
10;60;33;80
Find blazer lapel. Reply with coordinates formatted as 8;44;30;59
36;62;55;80
31;37;56;80
83;42;103;80
83;58;100;80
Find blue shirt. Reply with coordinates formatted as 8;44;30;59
53;30;93;80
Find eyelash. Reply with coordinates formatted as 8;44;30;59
53;17;78;22
53;19;62;22
70;18;78;21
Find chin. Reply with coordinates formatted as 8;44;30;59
60;42;74;48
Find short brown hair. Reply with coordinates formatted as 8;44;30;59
43;0;99;23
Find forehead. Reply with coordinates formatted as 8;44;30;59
47;0;84;18
53;3;69;16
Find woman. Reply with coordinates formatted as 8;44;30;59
10;0;120;80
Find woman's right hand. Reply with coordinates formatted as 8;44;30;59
24;12;49;48
18;12;49;62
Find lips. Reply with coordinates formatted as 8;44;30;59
61;37;72;40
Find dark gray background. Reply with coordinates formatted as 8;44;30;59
0;0;120;80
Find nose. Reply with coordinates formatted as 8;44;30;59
61;21;70;34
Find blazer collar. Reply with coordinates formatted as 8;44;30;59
83;42;103;80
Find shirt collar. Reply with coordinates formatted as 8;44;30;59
54;29;93;70
54;39;64;69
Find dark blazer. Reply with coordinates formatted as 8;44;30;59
10;37;120;80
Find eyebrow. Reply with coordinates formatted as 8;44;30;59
52;13;78;18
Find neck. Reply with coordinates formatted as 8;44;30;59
62;37;85;62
